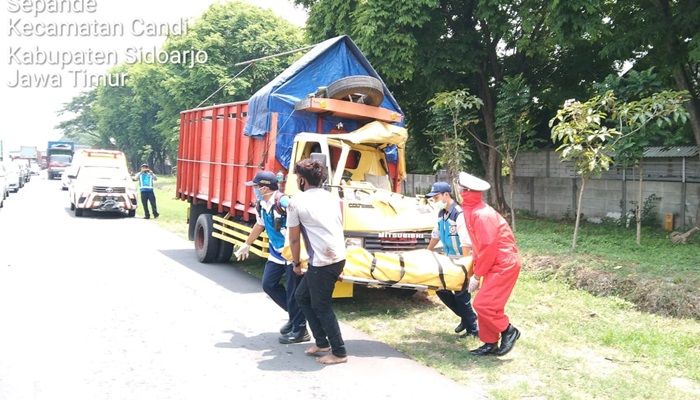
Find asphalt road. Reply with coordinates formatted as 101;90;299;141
0;176;486;400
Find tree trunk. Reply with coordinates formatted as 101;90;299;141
572;177;586;252
636;163;643;245
509;164;516;232
477;67;506;211
657;0;700;150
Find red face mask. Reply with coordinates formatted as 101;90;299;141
460;190;483;208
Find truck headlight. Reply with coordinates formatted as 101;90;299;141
345;237;364;248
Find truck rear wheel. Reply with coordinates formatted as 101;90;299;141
216;241;234;263
327;75;384;106
188;203;208;241
194;213;220;263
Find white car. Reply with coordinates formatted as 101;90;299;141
29;162;41;176
0;163;8;208
67;165;138;217
14;159;30;183
61;167;73;190
4;161;22;193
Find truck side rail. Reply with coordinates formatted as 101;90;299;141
212;216;270;259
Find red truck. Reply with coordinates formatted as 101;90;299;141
176;36;436;296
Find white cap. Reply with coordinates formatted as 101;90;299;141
458;172;491;191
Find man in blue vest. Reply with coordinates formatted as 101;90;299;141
426;181;478;337
134;164;158;219
235;171;308;344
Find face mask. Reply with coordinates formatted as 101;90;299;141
253;187;263;201
431;195;445;209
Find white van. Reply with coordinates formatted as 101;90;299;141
66;150;138;217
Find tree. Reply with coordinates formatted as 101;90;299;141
426;90;483;185
614;91;690;243
550;91;621;251
496;74;536;231
596;68;690;243
551;89;689;250
55;90;99;145
57;1;306;169
601;0;700;152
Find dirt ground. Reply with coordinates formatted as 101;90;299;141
522;254;700;320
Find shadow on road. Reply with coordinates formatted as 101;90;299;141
159;249;261;295
215;329;409;371
61;206;132;219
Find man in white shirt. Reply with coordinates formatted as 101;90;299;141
288;158;348;365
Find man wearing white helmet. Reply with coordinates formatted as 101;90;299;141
458;172;521;357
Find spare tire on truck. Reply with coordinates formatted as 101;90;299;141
194;213;220;263
326;75;384;106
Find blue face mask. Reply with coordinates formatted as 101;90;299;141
253;187;263;201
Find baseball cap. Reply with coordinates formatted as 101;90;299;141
458;172;491;191
140;163;149;168
426;181;452;197
246;171;278;190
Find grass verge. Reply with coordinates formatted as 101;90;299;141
516;217;700;319
143;176;188;238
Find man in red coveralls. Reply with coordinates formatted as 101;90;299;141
459;171;521;356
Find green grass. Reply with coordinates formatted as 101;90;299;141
515;217;700;287
332;276;700;399
143;175;188;238
150;179;700;398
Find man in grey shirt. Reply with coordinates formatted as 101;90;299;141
288;158;347;365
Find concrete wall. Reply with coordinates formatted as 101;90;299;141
505;151;700;228
402;152;699;228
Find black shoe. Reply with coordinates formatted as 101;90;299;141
454;321;467;333
278;328;310;344
279;321;293;335
144;215;150;219
154;212;160;219
469;343;499;356
495;324;520;356
460;329;479;338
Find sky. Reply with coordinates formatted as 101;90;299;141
0;0;307;158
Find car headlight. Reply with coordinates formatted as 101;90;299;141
345;237;364;248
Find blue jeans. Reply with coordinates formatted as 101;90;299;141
436;289;478;332
262;260;305;331
295;260;346;357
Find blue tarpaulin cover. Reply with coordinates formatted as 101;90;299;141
244;35;404;169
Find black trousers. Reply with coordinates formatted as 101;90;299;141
140;190;158;217
436;289;478;332
295;260;346;357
